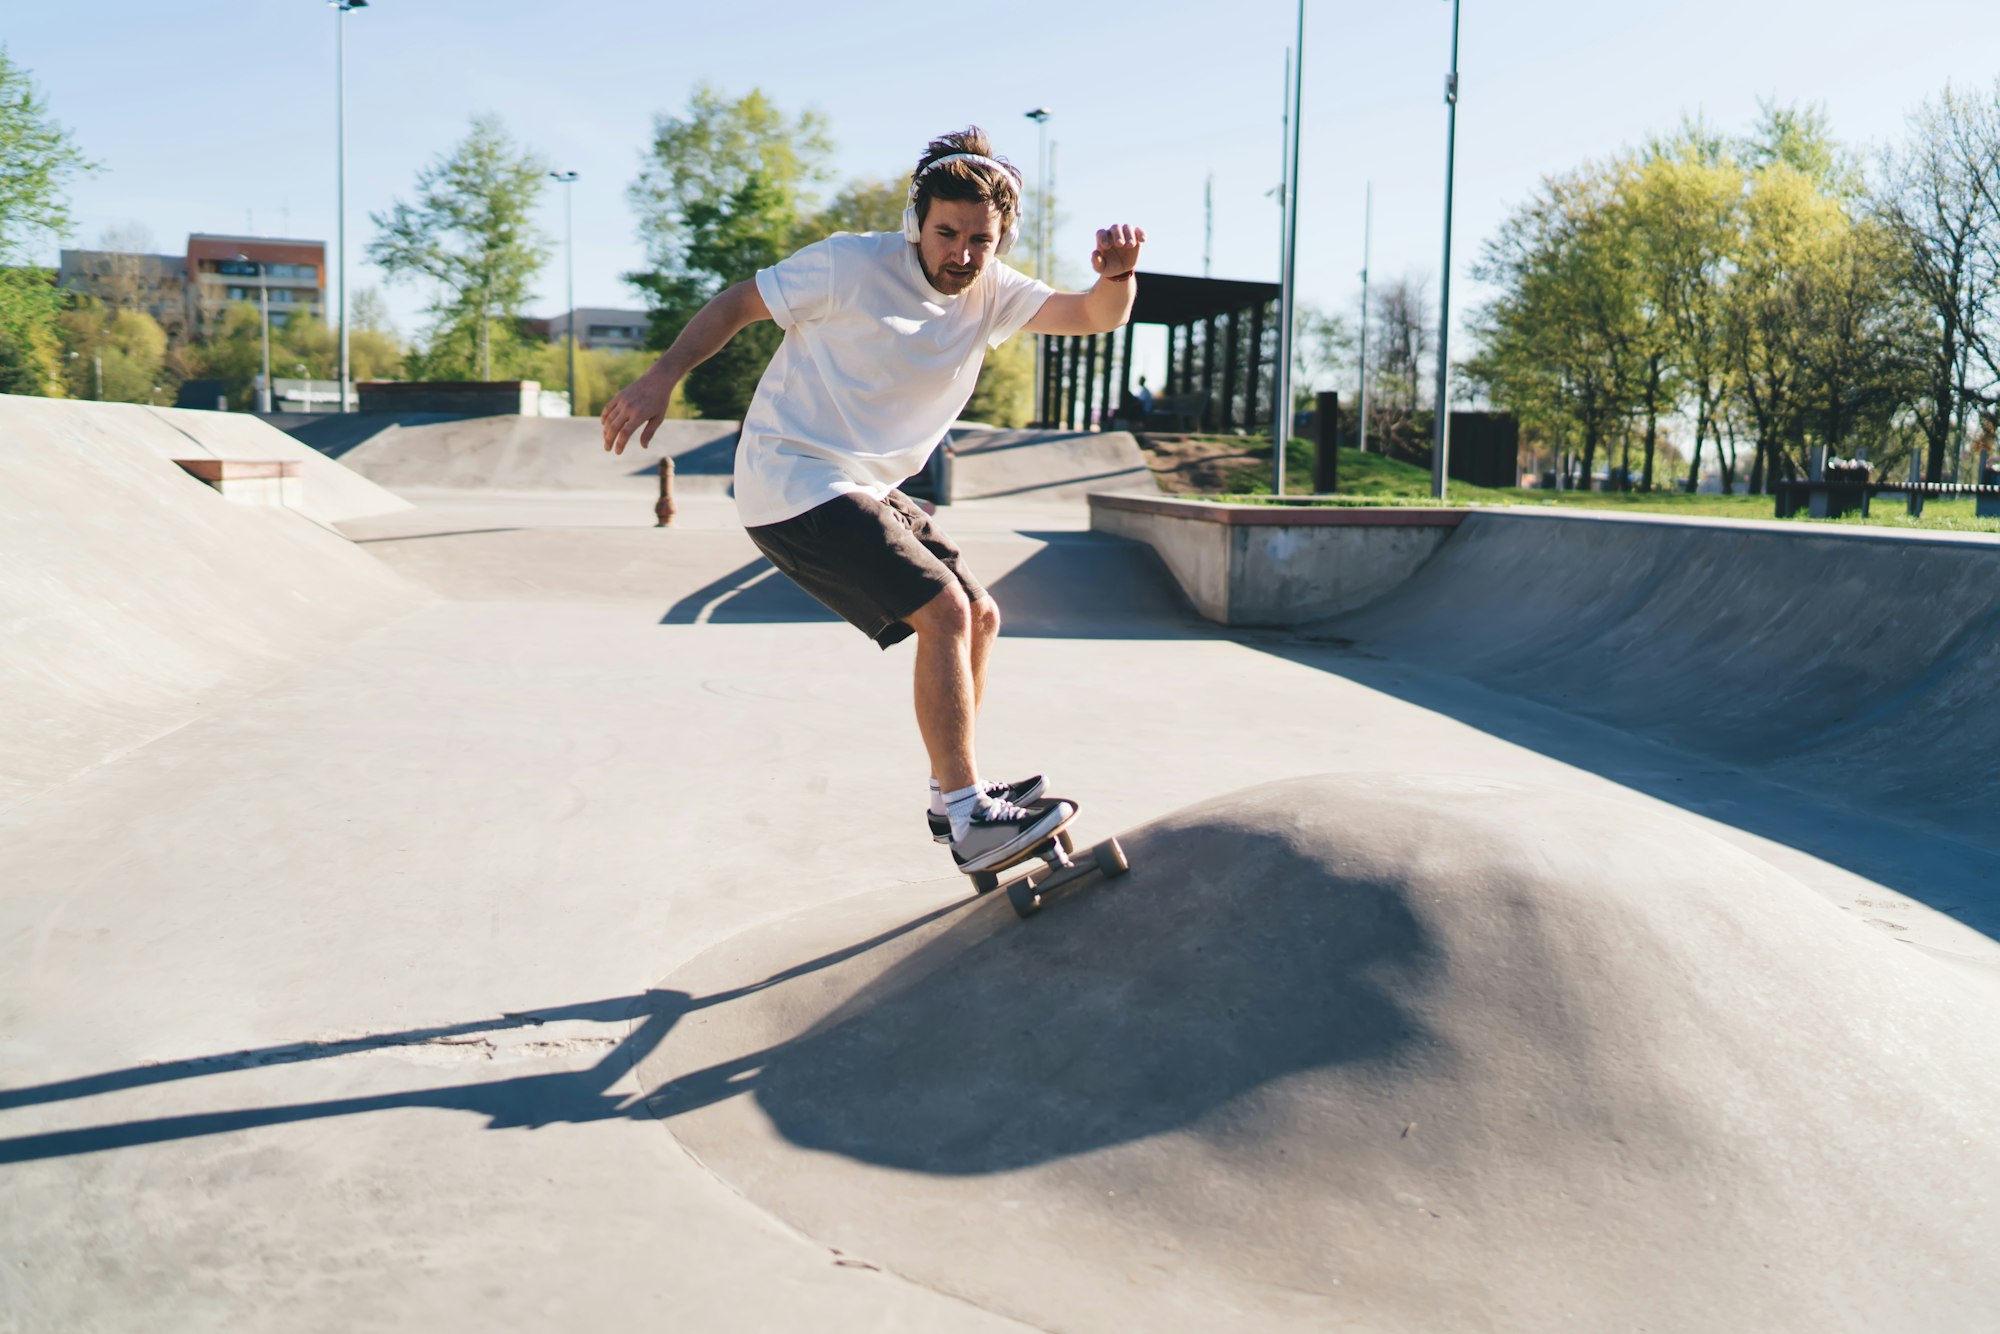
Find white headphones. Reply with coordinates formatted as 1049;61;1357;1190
902;152;1023;256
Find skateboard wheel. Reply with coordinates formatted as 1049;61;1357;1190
1007;879;1041;918
1056;829;1075;855
971;870;1000;895
1094;838;1129;878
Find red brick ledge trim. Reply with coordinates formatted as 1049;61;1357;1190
174;459;302;482
1088;492;1468;527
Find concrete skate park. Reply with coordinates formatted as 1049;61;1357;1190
4;395;1998;1332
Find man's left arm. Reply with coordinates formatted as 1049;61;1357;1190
1023;224;1147;335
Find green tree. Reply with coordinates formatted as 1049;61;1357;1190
54;298;169;402
794;176;904;247
0;49;92;394
1629;135;1744;489
344;286;404;382
98;308;167;402
368;115;551;380
191;302;267;409
1467;165;1644;488
626;85;832;418
963;332;1034;427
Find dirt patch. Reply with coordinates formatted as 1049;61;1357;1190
1135;432;1275;495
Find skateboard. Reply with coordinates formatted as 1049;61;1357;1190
961;801;1131;919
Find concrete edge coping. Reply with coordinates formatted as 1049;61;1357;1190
174;459;304;482
1088;491;2000;551
1087;492;1468;527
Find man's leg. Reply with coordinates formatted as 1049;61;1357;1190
906;582;978;793
967;593;1001;712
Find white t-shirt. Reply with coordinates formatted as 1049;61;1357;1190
736;230;1054;526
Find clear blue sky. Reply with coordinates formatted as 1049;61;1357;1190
10;1;2000;384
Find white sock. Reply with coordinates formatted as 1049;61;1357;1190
943;782;984;842
928;779;947;816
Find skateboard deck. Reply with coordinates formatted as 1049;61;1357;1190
961;801;1131;918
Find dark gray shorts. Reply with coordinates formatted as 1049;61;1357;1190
745;490;987;649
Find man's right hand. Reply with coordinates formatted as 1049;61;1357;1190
601;366;675;454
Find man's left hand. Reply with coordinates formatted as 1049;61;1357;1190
1092;224;1146;281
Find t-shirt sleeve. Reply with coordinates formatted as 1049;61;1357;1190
984;260;1058;348
755;238;837;331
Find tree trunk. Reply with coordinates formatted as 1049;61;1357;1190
1641;356;1661;491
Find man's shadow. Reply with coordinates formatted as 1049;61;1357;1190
0;903;964;1165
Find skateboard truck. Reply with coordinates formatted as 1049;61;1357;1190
968;824;1131;919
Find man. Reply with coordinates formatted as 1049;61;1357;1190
602;127;1144;876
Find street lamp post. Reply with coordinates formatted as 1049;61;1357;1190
332;0;367;413
1431;0;1461;500
1025;107;1051;424
551;170;579;416
1274;4;1306;495
1359;181;1372;453
238;253;273;413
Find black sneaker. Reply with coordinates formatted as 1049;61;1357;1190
928;774;1047;843
950;796;1076;875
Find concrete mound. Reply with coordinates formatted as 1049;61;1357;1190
950;426;1152;500
0;395;422;805
640;774;2000;1332
323;415;738;493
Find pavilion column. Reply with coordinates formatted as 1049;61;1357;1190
1100;331;1117;430
1088;332;1104;430
1222;306;1242;433
1200;315;1218;433
1120;321;1136;423
1245;302;1266;434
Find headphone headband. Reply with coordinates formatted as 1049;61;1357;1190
910;152;1024;197
902;151;1023;256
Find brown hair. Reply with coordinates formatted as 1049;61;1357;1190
910;127;1021;231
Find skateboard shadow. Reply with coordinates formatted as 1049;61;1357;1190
642;814;1446;1175
0;903;965;1165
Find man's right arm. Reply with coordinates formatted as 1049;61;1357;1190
601;279;772;454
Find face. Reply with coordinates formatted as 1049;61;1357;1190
916;196;1006;295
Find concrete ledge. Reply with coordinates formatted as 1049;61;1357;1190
173;457;305;507
1091;492;1466;527
1089;493;1464;625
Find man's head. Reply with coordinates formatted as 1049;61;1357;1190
907;128;1021;296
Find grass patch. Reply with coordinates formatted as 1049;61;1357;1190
1187;441;2000;533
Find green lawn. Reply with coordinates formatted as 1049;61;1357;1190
1199;443;2000;534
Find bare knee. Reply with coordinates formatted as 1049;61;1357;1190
906;582;972;640
972;594;1001;640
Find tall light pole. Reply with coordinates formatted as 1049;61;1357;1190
1024;107;1051;425
1273;3;1306;496
1431;0;1461;500
238;253;273;413
551;170;579;415
1358;181;1372;453
332;0;367;413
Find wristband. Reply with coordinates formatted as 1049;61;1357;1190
1102;269;1136;283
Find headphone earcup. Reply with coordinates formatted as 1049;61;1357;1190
997;218;1018;257
902;204;921;244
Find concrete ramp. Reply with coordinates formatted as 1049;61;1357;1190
950;427;1152;500
324;415;737;493
0;394;423;806
638;774;2000;1332
1311;510;2000;843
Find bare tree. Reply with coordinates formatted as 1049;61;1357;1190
1879;85;2000;480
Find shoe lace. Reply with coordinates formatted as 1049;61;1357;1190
975;796;1034;824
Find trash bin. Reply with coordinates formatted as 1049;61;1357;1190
1978;462;2000;519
